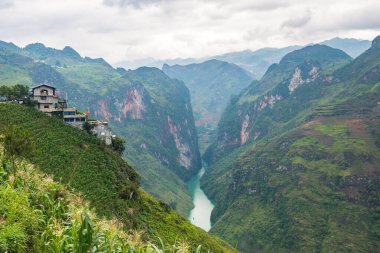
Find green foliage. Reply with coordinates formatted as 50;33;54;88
202;39;380;252
0;124;34;174
0;84;29;100
0;44;202;221
111;136;126;155
82;121;94;135
0;104;234;252
0;155;215;252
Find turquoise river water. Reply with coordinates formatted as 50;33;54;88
187;167;214;231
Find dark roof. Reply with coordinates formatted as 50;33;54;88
31;84;56;91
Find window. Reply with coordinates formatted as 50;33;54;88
41;96;47;100
44;105;49;109
40;89;49;95
63;111;75;116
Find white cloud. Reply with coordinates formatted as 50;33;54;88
0;0;379;64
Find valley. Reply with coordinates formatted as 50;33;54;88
0;35;379;253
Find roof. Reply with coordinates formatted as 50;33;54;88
31;84;56;91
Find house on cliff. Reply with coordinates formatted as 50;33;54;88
31;84;86;127
31;84;117;146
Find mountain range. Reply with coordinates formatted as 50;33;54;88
117;37;371;79
0;35;379;253
201;37;380;252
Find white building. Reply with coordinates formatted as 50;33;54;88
89;120;114;145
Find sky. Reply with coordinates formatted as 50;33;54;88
0;0;380;64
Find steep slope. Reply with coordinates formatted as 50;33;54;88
204;44;352;164
201;38;380;252
0;153;212;252
0;103;234;252
163;59;253;153
0;42;201;216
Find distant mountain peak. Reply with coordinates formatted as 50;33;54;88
372;35;380;47
24;42;46;51
62;46;81;58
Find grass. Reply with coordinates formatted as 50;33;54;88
0;103;235;252
0;153;211;252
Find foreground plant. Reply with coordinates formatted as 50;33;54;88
0;153;207;252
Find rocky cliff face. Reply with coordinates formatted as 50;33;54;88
204;46;350;165
163;60;253;154
88;80;200;178
201;39;380;253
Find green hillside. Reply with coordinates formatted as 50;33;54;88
0;42;201;217
0;151;210;252
201;39;380;252
0;103;234;252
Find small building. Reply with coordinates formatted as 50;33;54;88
31;84;86;128
89;120;114;145
31;84;59;114
31;84;116;146
63;107;86;127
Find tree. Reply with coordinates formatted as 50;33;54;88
0;84;29;101
11;84;29;100
82;121;95;135
0;85;11;100
0;125;35;174
111;136;125;155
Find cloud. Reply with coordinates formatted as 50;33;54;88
103;0;164;8
282;13;311;28
0;0;14;9
0;0;378;65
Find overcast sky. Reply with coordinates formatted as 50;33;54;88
0;0;379;64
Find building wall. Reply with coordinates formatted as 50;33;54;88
33;86;59;112
92;123;113;145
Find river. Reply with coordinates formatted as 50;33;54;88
187;167;215;231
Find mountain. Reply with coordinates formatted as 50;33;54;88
320;37;371;58
117;37;370;81
163;59;254;153
116;57;199;70
0;41;201;216
207;46;302;79
0;103;234;251
201;40;380;253
204;44;352;164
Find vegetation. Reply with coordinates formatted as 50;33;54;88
0;103;234;252
0;124;34;174
0;151;210;252
0;42;201;217
202;39;380;252
82;121;95;135
0;84;29;101
111;136;126;155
